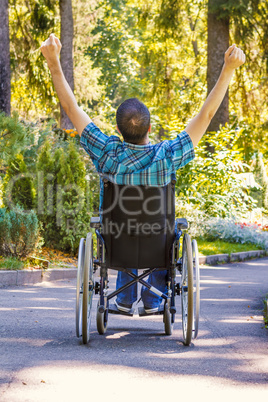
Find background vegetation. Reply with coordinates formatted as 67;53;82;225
0;0;267;263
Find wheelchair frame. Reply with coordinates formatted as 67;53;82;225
76;217;200;346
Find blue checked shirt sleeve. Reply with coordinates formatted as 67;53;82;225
168;130;195;170
80;122;109;162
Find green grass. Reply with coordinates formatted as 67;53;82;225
197;238;263;256
0;256;24;270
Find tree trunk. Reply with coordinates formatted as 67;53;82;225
207;0;229;133
0;0;11;115
60;0;74;129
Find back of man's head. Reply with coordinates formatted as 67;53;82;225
116;98;150;144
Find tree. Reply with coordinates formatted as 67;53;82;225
0;0;11;115
60;0;74;129
88;0;207;131
9;0;59;119
207;0;229;133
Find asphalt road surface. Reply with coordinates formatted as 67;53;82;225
1;258;268;401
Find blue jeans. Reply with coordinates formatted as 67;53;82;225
116;270;167;308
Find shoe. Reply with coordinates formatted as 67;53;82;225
144;306;160;314
114;300;133;313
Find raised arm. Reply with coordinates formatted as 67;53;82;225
186;44;246;147
41;34;91;135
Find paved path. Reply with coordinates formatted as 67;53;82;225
1;258;268;401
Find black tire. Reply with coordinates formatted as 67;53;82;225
82;233;94;344
164;301;173;335
76;238;85;338
192;239;200;339
96;301;108;335
181;233;194;346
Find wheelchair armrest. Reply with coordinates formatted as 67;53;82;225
175;218;189;230
90;216;101;229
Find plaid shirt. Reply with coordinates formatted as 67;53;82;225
80;122;195;211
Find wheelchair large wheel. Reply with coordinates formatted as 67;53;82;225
76;238;85;338
181;233;194;346
192;239;200;339
82;232;94;344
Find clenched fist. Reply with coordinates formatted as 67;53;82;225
224;44;246;70
40;34;62;66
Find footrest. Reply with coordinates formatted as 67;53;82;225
108;303;134;317
138;305;165;317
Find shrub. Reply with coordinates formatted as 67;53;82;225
36;140;92;253
175;199;207;238
0;206;39;258
250;152;268;210
176;125;257;219
0;112;26;163
2;153;35;210
202;218;268;250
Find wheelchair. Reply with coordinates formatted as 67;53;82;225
76;179;200;346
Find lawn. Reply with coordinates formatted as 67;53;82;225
0;240;264;270
197;238;264;256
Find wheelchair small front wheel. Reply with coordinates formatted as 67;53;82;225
76;238;85;338
192;239;200;339
181;233;194;346
82;232;94;344
164;301;173;335
96;301;109;335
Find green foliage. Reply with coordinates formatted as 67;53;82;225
0;112;26;163
87;0;207;126
176;125;257;219
250;152;268;210
175;199;208;238
3;154;35;210
0;256;24;270
36;139;92;253
9;0;59;119
0;206;39;258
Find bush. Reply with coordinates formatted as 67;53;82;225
2;153;35;210
250;152;268;210
175;199;208;238
36;139;92;253
0;206;39;258
0;112;26;163
202;218;268;250
176;125;257;219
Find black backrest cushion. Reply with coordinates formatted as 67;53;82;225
101;181;175;269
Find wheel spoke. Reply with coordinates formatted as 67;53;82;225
76;238;85;338
82;233;94;344
181;233;193;346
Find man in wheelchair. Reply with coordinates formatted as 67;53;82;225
41;34;245;344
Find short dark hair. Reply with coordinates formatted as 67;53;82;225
116;98;150;144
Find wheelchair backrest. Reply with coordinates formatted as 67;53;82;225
101;180;175;269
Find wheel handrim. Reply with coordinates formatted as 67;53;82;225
76;238;85;337
82;233;93;344
181;233;194;345
192;239;200;339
